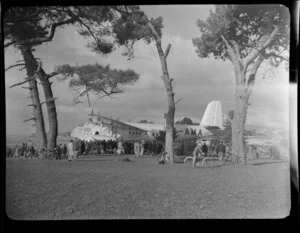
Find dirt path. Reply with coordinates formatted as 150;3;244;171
6;156;290;219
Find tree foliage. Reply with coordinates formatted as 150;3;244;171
175;117;198;125
4;6;162;55
56;63;139;105
193;5;289;67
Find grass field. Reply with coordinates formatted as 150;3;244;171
6;155;290;219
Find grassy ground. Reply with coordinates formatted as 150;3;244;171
6;155;290;219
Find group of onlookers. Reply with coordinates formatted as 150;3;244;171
67;138;164;158
7;137;233;164
6;140;39;159
6;140;69;159
192;140;231;167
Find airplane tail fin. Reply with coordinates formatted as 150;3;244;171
200;100;223;128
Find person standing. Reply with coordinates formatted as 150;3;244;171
219;141;226;160
140;140;144;156
73;139;79;160
225;142;230;160
62;144;67;159
27;139;34;158
55;144;62;160
201;142;208;157
67;139;74;161
117;139;124;155
134;140;140;158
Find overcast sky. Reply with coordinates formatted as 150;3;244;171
5;5;290;136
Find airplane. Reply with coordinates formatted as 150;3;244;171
70;100;224;142
124;100;224;140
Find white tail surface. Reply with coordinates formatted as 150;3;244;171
200;100;223;128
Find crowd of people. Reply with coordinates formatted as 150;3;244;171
6;140;69;159
6;138;165;160
6;137;231;163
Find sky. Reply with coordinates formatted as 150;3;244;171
5;5;290;136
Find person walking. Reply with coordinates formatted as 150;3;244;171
67;139;74;161
192;140;204;167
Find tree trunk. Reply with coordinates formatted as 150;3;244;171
20;45;47;154
232;85;249;164
165;89;175;163
20;46;59;156
148;22;175;163
39;70;58;152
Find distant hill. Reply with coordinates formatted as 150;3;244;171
175;117;199;125
137;120;154;124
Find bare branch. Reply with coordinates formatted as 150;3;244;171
21;86;33;90
9;77;35;88
79;90;87;97
164;44;171;58
24;117;35;123
86;85;91;108
175;98;182;105
46;71;60;79
244;25;279;68
5;63;26;72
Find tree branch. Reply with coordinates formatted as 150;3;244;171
9;77;36;88
10;61;41;88
5;63;26;72
245;54;265;96
164;44;171;58
147;22;165;57
244;25;279;68
175;98;182;105
12;17;77;46
4;40;16;48
221;35;237;63
230;40;241;60
46;71;60;79
24;117;35;123
265;53;289;62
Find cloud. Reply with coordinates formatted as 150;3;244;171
5;7;289;136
